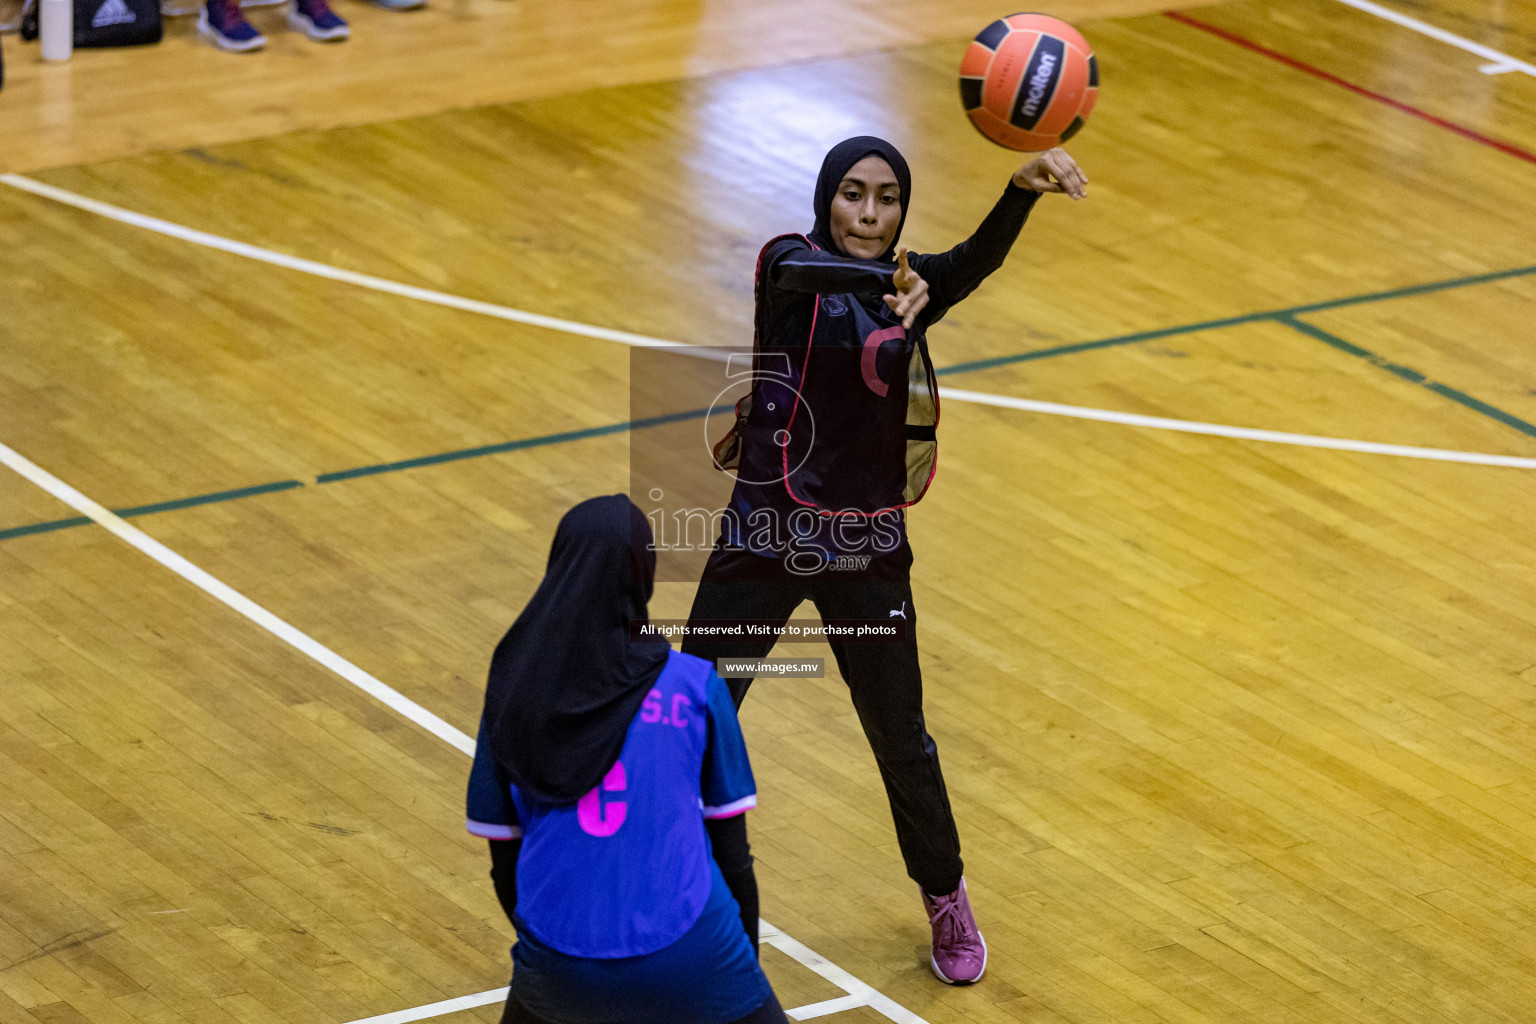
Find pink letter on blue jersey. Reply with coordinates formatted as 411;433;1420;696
577;760;628;837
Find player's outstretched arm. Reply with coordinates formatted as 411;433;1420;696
909;148;1088;325
1013;147;1088;199
771;240;898;297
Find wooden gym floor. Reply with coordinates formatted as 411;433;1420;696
3;0;1536;1021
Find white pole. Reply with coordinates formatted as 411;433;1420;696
40;0;73;61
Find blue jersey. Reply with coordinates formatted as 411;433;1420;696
466;651;757;959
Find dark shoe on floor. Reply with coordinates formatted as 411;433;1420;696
289;0;349;40
199;0;266;51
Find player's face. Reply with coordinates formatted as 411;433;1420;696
829;156;902;260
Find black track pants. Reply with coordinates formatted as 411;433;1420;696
681;543;963;896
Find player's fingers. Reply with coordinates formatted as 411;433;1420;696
906;292;929;329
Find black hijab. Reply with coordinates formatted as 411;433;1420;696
808;136;913;260
483;494;671;805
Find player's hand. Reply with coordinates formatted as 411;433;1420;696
1013;148;1088;199
883;247;930;330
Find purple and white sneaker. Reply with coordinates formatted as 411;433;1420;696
922;877;987;984
199;0;266;52
289;0;349;41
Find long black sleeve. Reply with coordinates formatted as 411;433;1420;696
487;838;521;927
769;245;898;298
763;183;1038;330
705;813;760;956
911;182;1040;323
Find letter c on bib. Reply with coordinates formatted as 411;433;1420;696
861;325;907;398
577;760;627;837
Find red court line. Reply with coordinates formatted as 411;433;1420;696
1164;10;1536;167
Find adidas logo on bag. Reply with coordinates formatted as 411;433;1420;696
92;0;136;28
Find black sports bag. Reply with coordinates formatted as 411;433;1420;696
21;0;163;48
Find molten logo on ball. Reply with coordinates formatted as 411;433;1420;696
1013;37;1064;129
960;13;1099;152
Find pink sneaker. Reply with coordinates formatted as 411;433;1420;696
922;877;987;984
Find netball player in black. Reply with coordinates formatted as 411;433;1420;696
682;136;1086;985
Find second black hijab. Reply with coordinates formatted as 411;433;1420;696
482;495;671;805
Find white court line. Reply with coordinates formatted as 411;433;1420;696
1330;0;1536;77
0;440;478;757
5;173;1534;472
939;387;1536;470
787;993;871;1019
0;174;682;353
339;987;508;1024
0;438;929;1022
761;923;929;1024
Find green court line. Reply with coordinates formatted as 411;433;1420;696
1277;315;1536;441
935;313;1273;376
1283;263;1536;316
0;480;305;542
938;261;1536;377
1;415;713;540
0;515;95;541
317;408;711;483
4;262;1535;542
